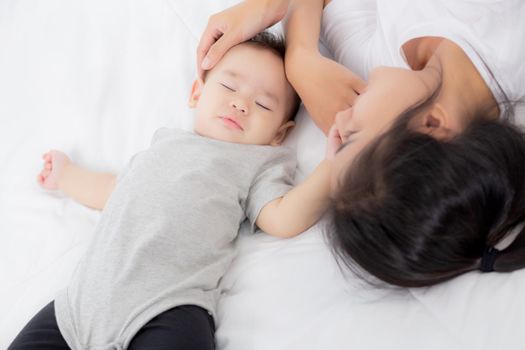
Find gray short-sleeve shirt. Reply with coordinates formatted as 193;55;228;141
54;128;295;350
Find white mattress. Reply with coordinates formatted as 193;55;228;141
1;1;524;349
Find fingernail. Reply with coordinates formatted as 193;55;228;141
201;57;211;69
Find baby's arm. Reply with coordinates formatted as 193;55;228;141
256;126;341;238
37;150;117;210
256;160;331;238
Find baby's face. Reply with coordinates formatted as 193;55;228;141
189;43;295;145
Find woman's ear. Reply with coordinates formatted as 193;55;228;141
413;103;457;140
188;79;204;108
270;121;295;146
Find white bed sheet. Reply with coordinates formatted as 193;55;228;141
1;1;524;349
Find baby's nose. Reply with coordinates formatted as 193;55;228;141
231;101;248;114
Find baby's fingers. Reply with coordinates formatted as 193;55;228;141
326;124;343;160
328;124;343;145
328;124;339;138
39;168;51;178
37;170;50;185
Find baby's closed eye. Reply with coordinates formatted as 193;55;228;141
220;82;235;91
255;102;271;111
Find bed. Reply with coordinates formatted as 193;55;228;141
1;0;524;349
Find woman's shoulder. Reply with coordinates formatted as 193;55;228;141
378;0;525;101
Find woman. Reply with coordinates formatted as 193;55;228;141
198;0;525;286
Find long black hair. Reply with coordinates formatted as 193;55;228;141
328;107;525;287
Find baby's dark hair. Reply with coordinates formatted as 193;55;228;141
246;31;301;121
248;31;287;57
328;108;525;287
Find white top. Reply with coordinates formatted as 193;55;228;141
321;0;525;117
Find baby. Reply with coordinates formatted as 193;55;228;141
10;33;334;350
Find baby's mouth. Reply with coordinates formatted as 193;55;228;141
219;116;244;131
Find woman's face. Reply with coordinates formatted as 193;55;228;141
331;66;441;193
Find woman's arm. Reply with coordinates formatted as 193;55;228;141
284;0;365;134
283;0;323;52
38;150;116;210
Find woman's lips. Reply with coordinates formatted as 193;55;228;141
220;116;244;130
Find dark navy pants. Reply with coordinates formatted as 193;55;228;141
8;302;215;350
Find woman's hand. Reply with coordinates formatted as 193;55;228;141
37;150;71;190
197;0;290;79
286;48;366;134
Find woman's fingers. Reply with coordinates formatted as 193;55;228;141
197;4;244;79
197;24;227;77
197;0;290;78
201;31;238;70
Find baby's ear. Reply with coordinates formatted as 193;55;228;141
270;121;295;146
188;79;204;108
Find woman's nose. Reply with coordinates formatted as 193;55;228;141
230;100;248;114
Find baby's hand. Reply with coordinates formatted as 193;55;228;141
326;124;343;160
37;150;70;190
